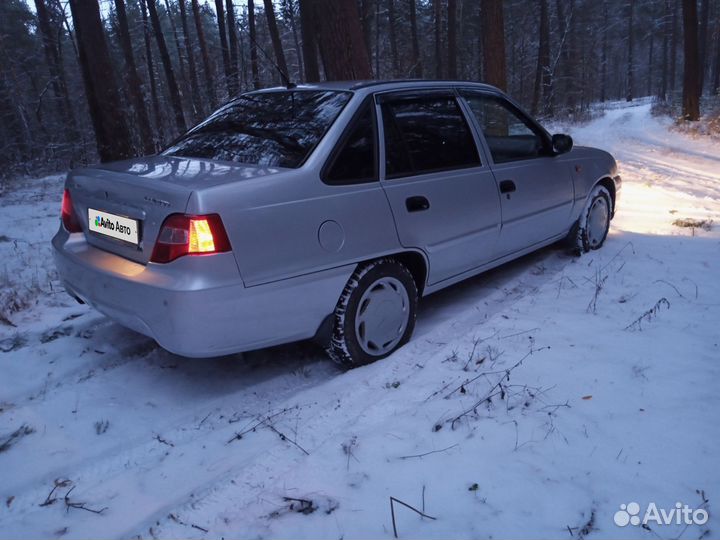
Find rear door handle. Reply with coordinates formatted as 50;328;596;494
405;196;430;213
499;180;517;194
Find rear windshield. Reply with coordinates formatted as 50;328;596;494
162;90;352;168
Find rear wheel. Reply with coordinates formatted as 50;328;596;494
327;259;418;368
567;185;612;253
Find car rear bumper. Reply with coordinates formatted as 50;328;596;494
52;228;353;357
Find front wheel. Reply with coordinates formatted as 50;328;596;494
327;259;418;368
568;185;612;253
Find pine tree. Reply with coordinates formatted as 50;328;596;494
681;0;700;119
67;0;133;161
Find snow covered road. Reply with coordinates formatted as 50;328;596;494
1;101;718;539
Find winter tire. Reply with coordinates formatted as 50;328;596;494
568;185;612;253
327;258;418;368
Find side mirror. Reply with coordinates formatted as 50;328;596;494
552;133;573;154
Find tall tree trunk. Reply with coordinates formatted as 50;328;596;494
299;0;320;82
660;0;670;100
481;0;506;90
670;0;678;95
146;0;187;133
626;0;634;101
713;15;720;94
408;0;422;77
164;0;192;115
114;0;154;153
214;0;233;96
374;0;380;77
248;0;261;89
648;17;655;97
457;0;466;79
447;0;457;79
140;0;164;141
178;0;204;118
433;0;442;78
681;0;701;119
239;19;248;88
191;0;217;108
554;0;574;109
67;0;133;162
52;0;75;106
264;0;290;83
226;0;240;95
477;1;483;80
53;0;80;60
532;0;550;115
34;0;77;137
388;0;400;77
360;0;373;59
601;0;608;101
698;0;709;91
578;16;588;109
314;0;373;80
565;1;577;109
283;0;304;80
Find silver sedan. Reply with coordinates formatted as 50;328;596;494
52;80;620;366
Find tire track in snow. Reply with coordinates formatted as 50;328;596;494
121;248;574;538
618;148;720;200
131;252;576;539
1;317;158;405
0;360;335;537
0;248;573;538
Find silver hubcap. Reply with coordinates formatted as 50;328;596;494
587;197;609;248
354;276;410;356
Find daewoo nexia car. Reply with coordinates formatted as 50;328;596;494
53;80;620;366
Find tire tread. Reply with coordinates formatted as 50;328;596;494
326;258;417;368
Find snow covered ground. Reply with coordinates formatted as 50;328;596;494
0;101;718;539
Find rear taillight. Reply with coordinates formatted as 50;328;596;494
61;189;82;233
150;214;231;263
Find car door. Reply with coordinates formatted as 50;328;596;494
459;90;574;258
377;90;502;285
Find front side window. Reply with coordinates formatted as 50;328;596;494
462;93;548;164
324;99;376;184
381;95;480;178
163;90;351;168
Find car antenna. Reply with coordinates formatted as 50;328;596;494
237;25;296;90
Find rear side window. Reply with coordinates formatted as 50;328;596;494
162;90;351;168
324;100;376;184
381;96;480;178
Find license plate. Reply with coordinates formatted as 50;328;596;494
88;208;139;245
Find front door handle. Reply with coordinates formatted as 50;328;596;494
499;180;517;194
406;195;430;213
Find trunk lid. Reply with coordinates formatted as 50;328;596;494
66;157;197;264
66;155;289;264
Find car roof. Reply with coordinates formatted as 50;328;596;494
248;79;503;95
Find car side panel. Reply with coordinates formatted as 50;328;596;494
191;174;402;287
556;146;619;222
380;169;502;284
374;89;502;285
488;157;575;257
456;91;575;257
